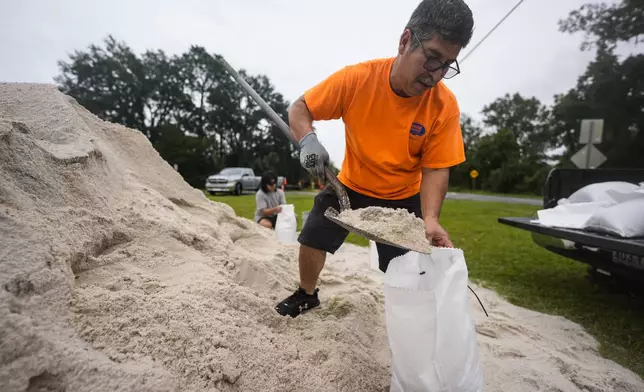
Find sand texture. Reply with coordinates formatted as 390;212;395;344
1;83;643;392
337;206;432;253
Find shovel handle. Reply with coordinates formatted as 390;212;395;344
218;57;351;210
323;167;351;211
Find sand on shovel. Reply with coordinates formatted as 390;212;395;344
1;83;643;392
337;206;432;253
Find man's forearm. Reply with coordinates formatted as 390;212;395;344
420;167;450;221
288;95;314;142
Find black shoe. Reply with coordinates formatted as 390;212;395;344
275;287;320;317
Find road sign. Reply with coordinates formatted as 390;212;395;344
579;119;604;144
469;169;479;179
571;144;607;169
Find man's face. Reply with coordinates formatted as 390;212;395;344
396;29;462;97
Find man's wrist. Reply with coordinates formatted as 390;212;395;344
299;130;316;144
424;215;439;224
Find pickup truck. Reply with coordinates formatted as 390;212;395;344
498;168;644;290
205;167;285;196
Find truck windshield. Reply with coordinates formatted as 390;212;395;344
218;168;243;175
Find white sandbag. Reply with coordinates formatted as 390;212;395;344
275;204;297;245
384;248;483;392
606;188;644;204
558;181;639;205
536;201;614;229
584;198;644;238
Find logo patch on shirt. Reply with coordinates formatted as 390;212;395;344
410;122;426;136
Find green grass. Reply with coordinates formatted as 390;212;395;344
207;192;644;378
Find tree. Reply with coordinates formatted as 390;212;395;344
55;36;304;187
449;114;484;190
558;0;644;51
154;124;219;186
550;49;644;168
450;95;553;194
460;114;484;155
553;0;644;168
56;36;152;136
481;93;552;163
451;1;644;192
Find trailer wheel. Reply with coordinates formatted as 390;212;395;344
586;266;610;285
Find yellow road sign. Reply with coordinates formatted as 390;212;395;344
470;169;479;179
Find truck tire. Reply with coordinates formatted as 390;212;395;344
234;182;242;196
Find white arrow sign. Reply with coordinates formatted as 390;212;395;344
571;144;607;169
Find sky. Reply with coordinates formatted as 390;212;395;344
0;0;623;168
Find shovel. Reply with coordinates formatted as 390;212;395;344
219;57;431;254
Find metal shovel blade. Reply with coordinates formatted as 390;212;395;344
323;207;432;254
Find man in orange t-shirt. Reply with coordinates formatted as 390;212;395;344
276;0;474;318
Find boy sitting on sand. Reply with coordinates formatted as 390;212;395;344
254;171;286;229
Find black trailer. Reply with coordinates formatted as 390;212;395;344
498;168;644;287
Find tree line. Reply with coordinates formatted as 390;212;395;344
55;0;642;194
56;41;310;188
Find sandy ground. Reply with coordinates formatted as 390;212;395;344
1;84;643;392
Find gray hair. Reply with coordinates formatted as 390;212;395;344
406;0;474;48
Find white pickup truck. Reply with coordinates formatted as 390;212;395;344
205;167;285;196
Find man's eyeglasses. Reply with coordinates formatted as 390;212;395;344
412;33;460;79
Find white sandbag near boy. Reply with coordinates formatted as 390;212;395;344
275;204;298;245
384;247;483;392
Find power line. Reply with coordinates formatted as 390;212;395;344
460;0;528;63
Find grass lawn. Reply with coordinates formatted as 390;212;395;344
207;191;644;378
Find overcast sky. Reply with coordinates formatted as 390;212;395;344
0;0;624;167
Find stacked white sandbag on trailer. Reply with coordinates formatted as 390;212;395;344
536;181;644;238
557;181;639;205
536;201;614;229
584;190;644;238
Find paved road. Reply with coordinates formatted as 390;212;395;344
289;191;542;206
444;192;542;206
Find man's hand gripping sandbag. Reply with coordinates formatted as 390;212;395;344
299;131;330;185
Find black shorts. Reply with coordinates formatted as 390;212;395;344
298;184;422;273
257;215;277;228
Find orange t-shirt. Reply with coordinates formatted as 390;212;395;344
304;57;465;200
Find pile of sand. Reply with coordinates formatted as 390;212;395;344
0;84;389;392
1;84;643;392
